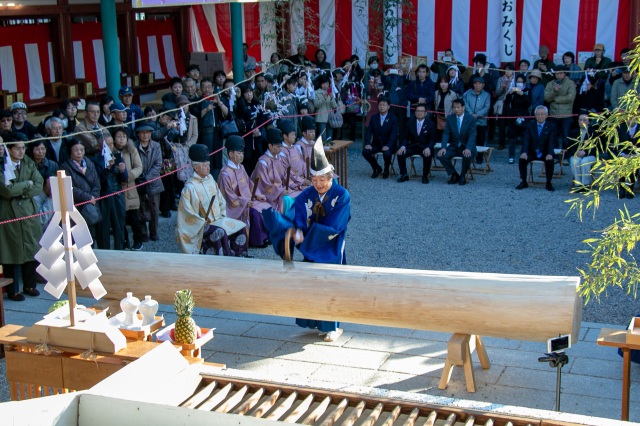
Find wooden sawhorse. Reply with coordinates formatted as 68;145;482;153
438;333;491;393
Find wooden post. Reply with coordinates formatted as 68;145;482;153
55;170;76;327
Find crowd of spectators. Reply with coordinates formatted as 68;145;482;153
0;41;638;299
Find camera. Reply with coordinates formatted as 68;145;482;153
443;56;452;62
389;69;399;75
547;334;571;353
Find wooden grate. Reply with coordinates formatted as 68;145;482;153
178;374;580;426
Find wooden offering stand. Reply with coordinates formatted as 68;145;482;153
156;324;214;358
117;314;165;342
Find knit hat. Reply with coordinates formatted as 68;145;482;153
301;116;316;132
310;136;333;176
225;135;244;152
189;144;209;163
10;102;27;113
539;45;549;56
266;128;283;146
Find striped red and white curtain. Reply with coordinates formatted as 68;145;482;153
0;20;184;101
190;0;631;69
0;24;55;100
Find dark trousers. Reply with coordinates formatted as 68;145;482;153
243;134;262;177
475;125;487;163
552;117;572;149
96;194;126;250
159;174;175;214
519;156;554;184
343;113;358;141
439;144;472;177
362;145;393;172
2;261;37;295
141;193;160;239
397;145;432;177
200;126;222;173
124;208;144;245
507;121;527;158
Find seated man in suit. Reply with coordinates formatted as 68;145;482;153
397;103;437;184
362;97;399;179
515;105;557;192
437;98;477;186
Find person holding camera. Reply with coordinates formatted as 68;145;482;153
199;77;229;180
95;133;128;250
504;74;531;164
544;66;576;150
430;48;466;81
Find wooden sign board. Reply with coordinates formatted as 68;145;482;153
399;55;427;73
0;93;14;109
140;72;155;85
59;84;78;99
78;82;93;98
45;82;62;98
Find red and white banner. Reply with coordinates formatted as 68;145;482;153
0;21;184;101
0;24;55;100
190;0;631;68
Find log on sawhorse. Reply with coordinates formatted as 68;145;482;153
438;334;491;393
83;250;582;392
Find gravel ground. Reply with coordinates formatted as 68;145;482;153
137;137;640;326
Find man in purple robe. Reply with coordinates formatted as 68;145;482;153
250;128;287;212
278;120;309;195
218;135;271;248
295;116;316;178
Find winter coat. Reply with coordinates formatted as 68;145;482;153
0;156;44;264
61;157;101;204
118;141;142;211
462;89;491;127
544;77;577;117
313;88;338;123
136;140;164;196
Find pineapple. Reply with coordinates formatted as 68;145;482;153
174;289;197;344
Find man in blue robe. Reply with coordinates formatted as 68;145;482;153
263;137;351;342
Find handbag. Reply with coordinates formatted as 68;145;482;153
80;203;102;226
220;118;240;138
161;158;176;175
135;174;148;197
436;114;447;131
138;195;152;222
328;110;344;129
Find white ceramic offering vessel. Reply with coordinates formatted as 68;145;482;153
120;292;141;327
139;295;158;326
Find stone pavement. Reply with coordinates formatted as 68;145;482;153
1;292;639;423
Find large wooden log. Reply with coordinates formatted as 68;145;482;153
84;251;582;342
